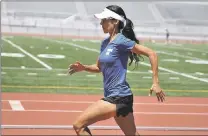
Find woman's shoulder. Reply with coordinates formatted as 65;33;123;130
114;33;133;44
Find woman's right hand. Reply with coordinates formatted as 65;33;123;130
68;61;85;75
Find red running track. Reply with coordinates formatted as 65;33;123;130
2;93;208;135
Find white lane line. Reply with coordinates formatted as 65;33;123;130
2;38;52;70
3;100;208;107
2;109;208;115
31;37;208;83
2;125;208;131
8;100;25;111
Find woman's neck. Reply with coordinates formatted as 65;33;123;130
109;29;119;42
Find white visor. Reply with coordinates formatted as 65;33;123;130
94;8;126;23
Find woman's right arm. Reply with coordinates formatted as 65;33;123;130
83;58;100;73
68;58;100;75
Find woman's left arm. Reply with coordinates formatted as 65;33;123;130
131;44;165;102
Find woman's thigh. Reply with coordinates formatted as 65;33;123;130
74;99;117;128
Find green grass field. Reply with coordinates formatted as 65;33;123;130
1;35;208;97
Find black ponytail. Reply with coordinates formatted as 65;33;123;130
121;18;143;70
106;5;143;70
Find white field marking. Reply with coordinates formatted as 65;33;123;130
161;59;179;62
37;54;65;59
3;38;52;70
169;77;180;80
185;60;208;64
2;67;208;77
2;67;49;71
21;66;26;69
90;40;101;43
86;75;97;77
27;73;37;76
3;100;208;107
140;62;208;83
71;39;85;42
152;43;208;53
37;37;100;53
26;37;208;83
45;46;49;49
142;76;152;79
195;72;204;76
1;72;7;75
2;109;208;115
157;51;203;60
1;53;25;58
57;73;67;76
126;70;170;75
148;70;153;73
8;100;24;111
1;67;166;74
4;37;208;82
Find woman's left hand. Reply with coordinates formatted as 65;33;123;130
149;83;165;102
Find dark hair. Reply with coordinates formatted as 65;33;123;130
106;5;143;70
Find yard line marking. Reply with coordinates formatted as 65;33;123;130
27;37;208;83
2;109;208;115
8;100;25;111
2;38;52;70
3;100;208;107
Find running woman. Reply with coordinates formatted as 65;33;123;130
68;5;165;136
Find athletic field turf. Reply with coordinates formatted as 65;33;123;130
2;36;208;97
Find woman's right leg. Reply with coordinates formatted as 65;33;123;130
73;99;117;135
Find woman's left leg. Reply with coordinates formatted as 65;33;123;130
114;113;140;136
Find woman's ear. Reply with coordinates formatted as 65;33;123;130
116;20;119;24
114;20;119;25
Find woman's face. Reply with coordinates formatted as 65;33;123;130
100;18;118;34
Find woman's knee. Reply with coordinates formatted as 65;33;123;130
73;120;85;133
73;121;92;135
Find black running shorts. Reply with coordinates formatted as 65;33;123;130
101;95;133;117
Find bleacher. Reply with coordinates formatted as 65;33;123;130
1;1;208;40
